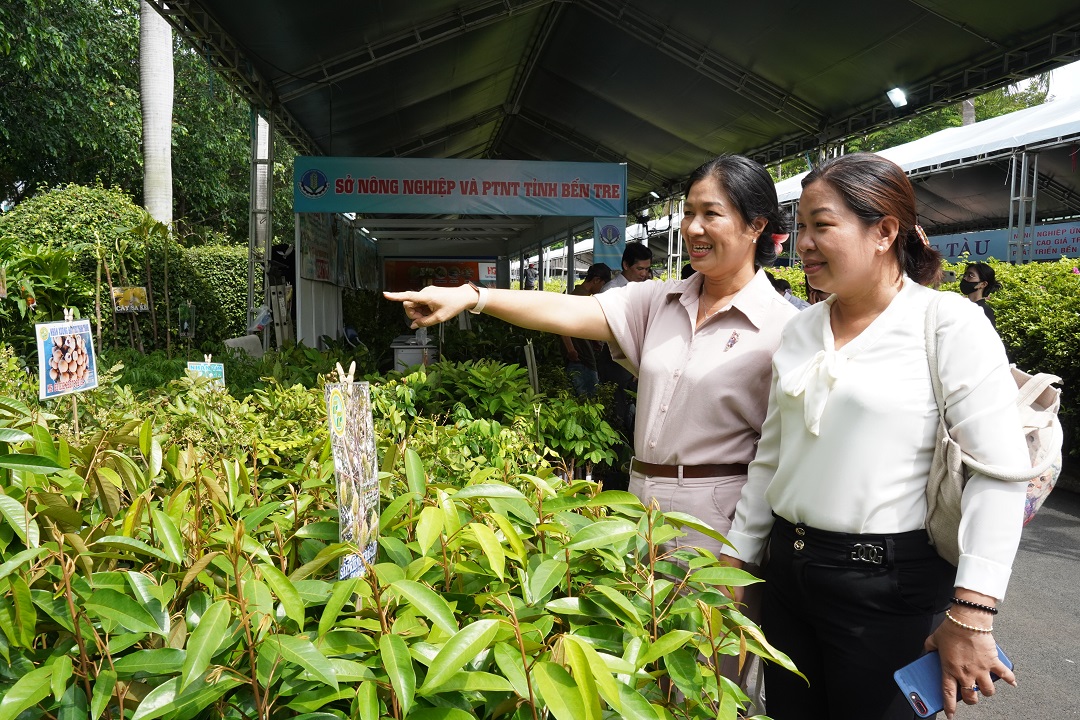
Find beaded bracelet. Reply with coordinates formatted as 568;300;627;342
951;597;998;615
945;609;993;633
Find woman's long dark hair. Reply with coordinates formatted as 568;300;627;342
802;153;942;286
685;155;788;267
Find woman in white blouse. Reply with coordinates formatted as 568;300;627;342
723;153;1029;720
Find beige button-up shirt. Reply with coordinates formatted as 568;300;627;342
595;269;798;466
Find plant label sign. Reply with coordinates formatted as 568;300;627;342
325;382;379;579
36;319;98;399
186;361;225;385
112;286;149;313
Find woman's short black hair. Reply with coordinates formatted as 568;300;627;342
685;155;788;268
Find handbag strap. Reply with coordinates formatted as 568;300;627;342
924;294;947;423
924;293;1059;482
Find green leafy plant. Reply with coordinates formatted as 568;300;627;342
0;383;796;719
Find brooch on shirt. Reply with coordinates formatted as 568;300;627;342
724;330;740;352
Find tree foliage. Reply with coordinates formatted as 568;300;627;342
0;0;296;242
771;76;1051;180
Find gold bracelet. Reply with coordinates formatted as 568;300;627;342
945;609;993;633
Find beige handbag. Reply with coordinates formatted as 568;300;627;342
923;294;1062;566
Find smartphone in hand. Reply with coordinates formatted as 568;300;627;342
893;645;1013;718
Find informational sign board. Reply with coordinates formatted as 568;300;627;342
383;258;498;292
593;216;626;271
112;286;149;313
186;361;225;385
295;156;627;217
931;220;1080;262
36;319;98;399
178;302;195;338
325;382;379;579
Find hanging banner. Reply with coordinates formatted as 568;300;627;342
36;319;98;400
593;217;626;271
325;382;379;579
383;258;497;292
295;157;627;216
931;220;1080;262
186;361;225;385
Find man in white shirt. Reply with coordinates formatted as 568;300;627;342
600;242;653;292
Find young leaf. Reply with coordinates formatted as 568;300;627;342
150;509;185;565
391;579;459;636
272;635;338;689
57;683;88;720
527;559;567;604
0;665;53;720
688;566;761;588
51;654;73;701
404;447;427;495
84;588;162;635
0;453;63;474
566;519;637;551
562;638;602;720
469;522;505;579
379;633;415;717
0;494;40;548
0;547;46;583
89;669;116;720
318;578;360;638
112;648;185;678
562;635;620;713
419;618;501;692
615;680;661;720
637;629;697;667
258;563;306;630
0;429;32;444
180;600;230;690
356;680;379;719
533;661;587;720
492;642;530;699
415;505;444;556
9;575;35;647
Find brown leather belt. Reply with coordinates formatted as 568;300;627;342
631;458;748;479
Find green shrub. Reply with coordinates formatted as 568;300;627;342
0;353;793;719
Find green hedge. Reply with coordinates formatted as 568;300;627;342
0;183;248;350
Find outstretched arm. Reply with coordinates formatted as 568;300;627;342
383;284;614;342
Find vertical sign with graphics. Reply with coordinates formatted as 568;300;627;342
593;217;626;271
325;382;379;579
36;319;99;400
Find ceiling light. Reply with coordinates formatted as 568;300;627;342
648;190;660;199
360;227;369;233
887;88;907;108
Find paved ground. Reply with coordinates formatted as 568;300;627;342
963;489;1080;719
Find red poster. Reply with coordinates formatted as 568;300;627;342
383;259;496;292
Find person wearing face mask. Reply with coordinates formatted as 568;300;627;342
960;262;1001;329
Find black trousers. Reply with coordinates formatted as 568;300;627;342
761;516;954;720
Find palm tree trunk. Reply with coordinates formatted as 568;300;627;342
140;0;173;225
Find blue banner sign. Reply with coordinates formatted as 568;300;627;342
593;217;626;271
930;220;1080;262
294;157;627;216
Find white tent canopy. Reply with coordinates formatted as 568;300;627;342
775;94;1080;235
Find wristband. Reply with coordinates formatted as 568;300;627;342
467;281;489;314
944;609;993;633
951;597;998;615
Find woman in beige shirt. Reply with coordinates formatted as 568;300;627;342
385;155;797;551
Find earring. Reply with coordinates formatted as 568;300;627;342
877;244;886;251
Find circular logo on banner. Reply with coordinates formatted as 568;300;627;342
299;169;329;199
598;224;622;245
328;388;346;437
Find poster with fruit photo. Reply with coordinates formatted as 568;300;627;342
36;319;98;400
